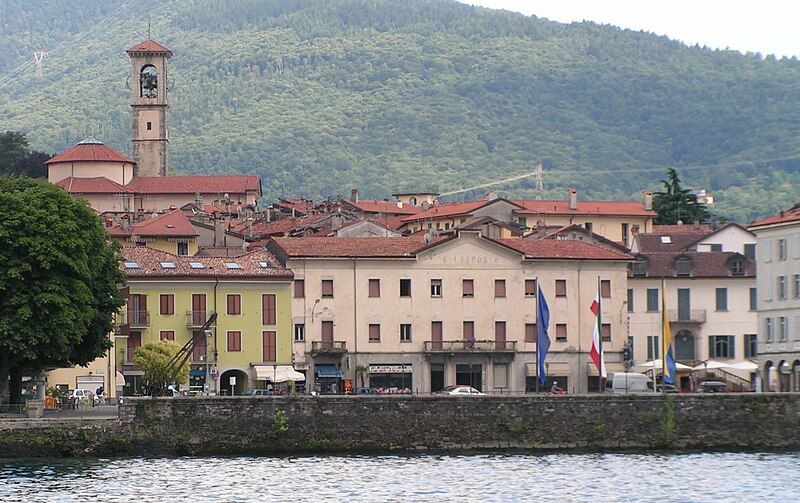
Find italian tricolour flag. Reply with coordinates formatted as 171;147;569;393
589;296;607;379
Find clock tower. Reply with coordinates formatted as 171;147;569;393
126;39;172;177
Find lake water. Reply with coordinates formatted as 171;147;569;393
1;451;798;502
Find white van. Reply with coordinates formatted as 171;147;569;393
611;372;652;395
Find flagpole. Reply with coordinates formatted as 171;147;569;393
535;276;539;394
661;277;667;394
597;276;603;394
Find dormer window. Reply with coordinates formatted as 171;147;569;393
730;260;745;276
632;261;648;277
675;258;692;277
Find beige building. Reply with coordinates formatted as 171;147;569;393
45;333;119;398
269;231;632;394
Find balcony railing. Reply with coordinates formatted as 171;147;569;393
187;311;217;328
668;309;706;323
311;341;348;354
424;340;517;352
127;310;150;327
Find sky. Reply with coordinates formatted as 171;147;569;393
457;1;799;58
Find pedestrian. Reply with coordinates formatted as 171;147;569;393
330;382;338;394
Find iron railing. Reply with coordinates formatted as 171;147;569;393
424;340;517;352
311;341;347;353
127;310;150;327
668;309;706;323
187;311;217;327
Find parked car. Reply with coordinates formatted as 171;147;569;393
647;383;679;393
698;381;727;393
611;372;652;395
244;389;271;396
352;387;379;395
68;389;96;400
437;385;485;396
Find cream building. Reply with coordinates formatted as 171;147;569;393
268;231;632;394
749;206;800;391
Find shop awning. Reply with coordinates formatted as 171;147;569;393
314;364;343;378
253;365;306;382
525;362;570;376
586;363;626;377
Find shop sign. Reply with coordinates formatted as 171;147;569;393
369;364;413;374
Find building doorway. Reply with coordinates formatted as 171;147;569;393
675;330;695;361
219;369;248;396
430;363;444;392
456;364;482;391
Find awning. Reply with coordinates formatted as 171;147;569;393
314;364;343;378
115;371;126;387
586;363;625;377
253;365;306;382
525;362;570;376
632;360;692;371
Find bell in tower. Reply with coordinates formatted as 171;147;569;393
126;39;172;178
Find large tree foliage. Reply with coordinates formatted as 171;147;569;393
653;168;710;225
0;177;125;403
0;131;50;178
1;1;800;221
133;341;189;395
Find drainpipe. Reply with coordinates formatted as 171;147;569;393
212;277;219;394
577;260;584;394
353;258;359;387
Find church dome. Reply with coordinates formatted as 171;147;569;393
46;136;136;165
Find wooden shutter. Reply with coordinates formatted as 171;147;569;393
601;280;611;298
525;279;536;296
294;279;305;298
227;331;241;352
160;331;174;341
525;323;536;342
159;294;174;315
463;321;475;341
321;279;334;297
601;323;611;340
227;294;241;315
462;279;474;297
127;332;141;362
431;321;443;350
193;333;207;361
263;331;276;362
191;294;206;325
555;280;567;297
321;321;334;343
369;324;381;342
494;279;506;298
495;321;506;349
556;324;567;339
262;294;276;325
369;279;381;298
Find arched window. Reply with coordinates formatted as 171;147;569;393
409;197;418;205
140;64;158;98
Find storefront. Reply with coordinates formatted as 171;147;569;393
314;364;343;394
368;364;413;393
189;367;206;394
456;363;483;391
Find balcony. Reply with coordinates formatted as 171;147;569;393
127;310;150;328
187;311;217;328
311;341;347;354
668;309;706;323
424;340;517;353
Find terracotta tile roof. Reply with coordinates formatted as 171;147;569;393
108;209;198;238
46;138;135;165
651;224;713;234
749;204;800;229
55;176;132;194
121;246;291;279
537;224;630;252
195;247;250;258
271;236;441;258
126;39;173;56
400;200;491;222
241;213;330;237
491;238;633;260
631;252;755;278
125;175;261;195
275;198;313;214
512;200;656;217
345;199;422;215
635;231;712;253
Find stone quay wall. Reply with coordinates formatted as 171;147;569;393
1;394;799;457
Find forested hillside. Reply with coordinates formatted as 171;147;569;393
1;0;799;221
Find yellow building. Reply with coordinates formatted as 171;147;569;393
117;246;294;395
108;209;199;256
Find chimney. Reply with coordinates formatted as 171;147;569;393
643;190;653;211
568;189;578;210
351;188;359;203
331;213;343;230
214;213;225;246
266;206;272;222
120;214;130;230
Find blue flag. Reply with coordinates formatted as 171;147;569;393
536;284;551;384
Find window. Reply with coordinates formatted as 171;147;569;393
621;223;629;246
400;279;411;297
632;262;647;277
601;323;611;342
764;239;772;263
159;330;174;342
400;323;412;342
159;261;176;269
369;279;381;298
146;121;152;131
709;335;735;359
258;261;271;268
188;261;204;269
227;294;241;315
646;288;659;312
796;316;800;341
555;279;567;297
321;279;334;298
715;288;728;311
493;363;509;389
294;279;305;299
462;279;474;297
743;243;756;260
778;239;787;261
779;316;788;341
730;261;745;276
176;242;189;256
495;321;507;348
778;276;787;300
600;280;611;298
709;243;722;252
227;331;242;352
585;222;593;232
159;294;174;315
627;289;634;312
749;287;757;310
294;323;305;342
524;279;537;297
555;324;567;342
745;334;757;358
763;275;773;301
262;294;276;325
794;275;800;298
675;259;692;276
525;323;536;342
369;324;381;342
431;279;442;297
322;320;334;342
224;262;241;269
463;321;475;342
494;279;506;298
263;331;277;362
765;318;774;342
647;336;660;360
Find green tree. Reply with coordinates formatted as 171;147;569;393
0;131;49;178
133;341;189;395
653;168;710;225
0;177;125;404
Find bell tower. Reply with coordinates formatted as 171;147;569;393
126;39;172;177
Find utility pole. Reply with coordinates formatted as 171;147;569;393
33;52;46;76
534;164;544;200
